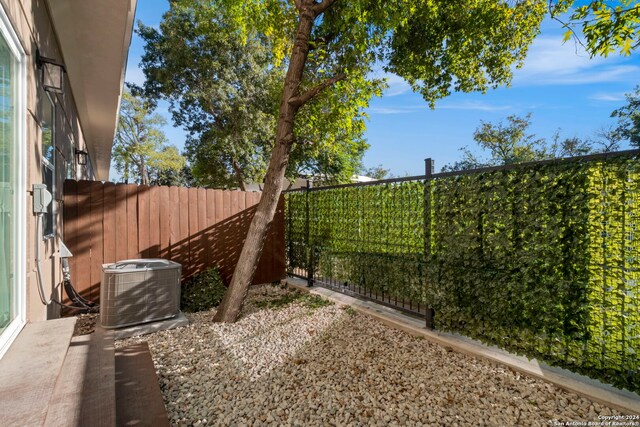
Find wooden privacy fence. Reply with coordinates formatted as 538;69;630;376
62;180;285;304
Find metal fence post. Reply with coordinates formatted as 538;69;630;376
305;179;314;287
424;158;435;330
286;190;292;276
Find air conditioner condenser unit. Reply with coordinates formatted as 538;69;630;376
100;259;182;329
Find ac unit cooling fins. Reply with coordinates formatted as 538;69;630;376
100;259;182;329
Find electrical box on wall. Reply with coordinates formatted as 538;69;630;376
32;183;52;213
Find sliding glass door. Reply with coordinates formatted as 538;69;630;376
0;9;25;357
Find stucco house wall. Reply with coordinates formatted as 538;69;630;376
0;1;134;356
0;0;95;325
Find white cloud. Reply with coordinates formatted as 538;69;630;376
513;36;638;86
383;74;411;96
368;105;424;115
438;101;514;112
368;101;515;114
370;70;412;97
589;92;627;102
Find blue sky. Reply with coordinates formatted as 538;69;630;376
124;1;640;177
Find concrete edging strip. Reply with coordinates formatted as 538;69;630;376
285;277;640;415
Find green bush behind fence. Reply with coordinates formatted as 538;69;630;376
285;155;640;393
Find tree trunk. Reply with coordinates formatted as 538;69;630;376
140;158;149;185
231;158;247;191
213;5;318;322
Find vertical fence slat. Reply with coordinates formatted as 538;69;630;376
215;190;224;224
75;181;92;301
178;187;190;277
223;190;231;220
103;182;116;265
197;188;207;272
126;184;138;259
231;191;240;216
238;190;246;212
220;190;237;283
187;188;199;278
138;185;150;258
89;181;104;303
206;189;216;268
114;184;128;263
213;190;224;277
158;186;171;259
148;186;160;258
169;186;180;262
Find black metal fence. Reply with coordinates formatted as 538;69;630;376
287;176;430;318
285;149;640;392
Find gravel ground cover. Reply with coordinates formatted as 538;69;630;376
73;312;97;336
116;284;622;426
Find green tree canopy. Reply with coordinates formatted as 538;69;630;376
139;0;381;189
152;165;195;187
472;114;547;165
212;0;551;321
443;114;617;172
360;164;392;180
207;0;639;322
612;85;640;147
113;88;186;185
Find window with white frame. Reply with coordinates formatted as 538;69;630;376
0;4;26;359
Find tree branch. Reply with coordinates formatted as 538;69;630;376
312;0;338;15
289;73;346;107
550;15;587;53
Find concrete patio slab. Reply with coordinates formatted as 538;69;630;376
45;326;116;427
0;318;76;426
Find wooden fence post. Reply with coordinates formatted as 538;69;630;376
424;158;436;330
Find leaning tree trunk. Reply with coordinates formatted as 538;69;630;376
213;4;321;322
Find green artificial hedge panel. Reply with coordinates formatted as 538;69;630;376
287;182;426;303
286;191;307;275
427;163;595;379
583;160;640;389
285;156;640;392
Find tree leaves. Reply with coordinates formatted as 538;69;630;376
442;114;616;172
611;85;640;148
112;88;186;184
551;0;640;57
138;4;280;189
139;0;381;189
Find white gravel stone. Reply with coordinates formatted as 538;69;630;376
116;284;623;426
